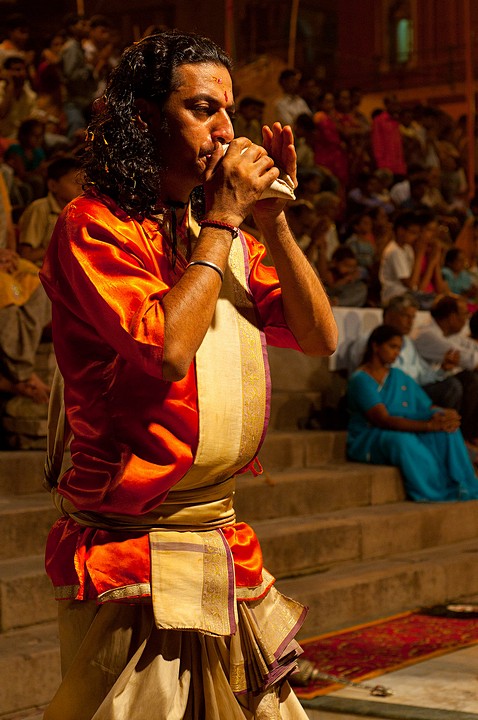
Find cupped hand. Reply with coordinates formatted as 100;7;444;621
203;137;279;227
441;348;460;371
253;123;297;227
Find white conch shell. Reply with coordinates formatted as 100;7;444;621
222;143;296;201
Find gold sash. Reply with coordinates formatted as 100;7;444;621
174;213;268;490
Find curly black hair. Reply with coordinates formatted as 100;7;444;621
82;30;232;220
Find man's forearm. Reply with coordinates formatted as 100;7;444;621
256;212;337;356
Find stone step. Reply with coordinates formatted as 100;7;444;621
0;494;59;561
235;463;405;521
0;555;56;632
0;622;60;718
0;431;346;497
269;390;322;430
257;430;347;471
0;710;45;720
0;451;46;496
277;537;478;638
256;499;478;580
4;496;474;632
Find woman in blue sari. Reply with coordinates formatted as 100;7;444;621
347;324;478;502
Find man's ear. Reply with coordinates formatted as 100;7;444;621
134;98;157;129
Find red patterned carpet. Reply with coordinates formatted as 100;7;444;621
293;609;478;699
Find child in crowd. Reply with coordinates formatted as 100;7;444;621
442;247;478;309
323;245;367;307
416;212;450;296
313;191;341;260
18;155;83;267
379;210;435;309
293;113;316;170
295;168;322;205
4;118;47;207
344;211;376;279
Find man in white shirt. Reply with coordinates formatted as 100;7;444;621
274;69;311;128
414;295;478;445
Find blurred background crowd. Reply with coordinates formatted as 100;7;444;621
2;10;478;457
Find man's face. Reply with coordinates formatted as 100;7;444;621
11;26;29;49
282;73;300;94
336;90;351;113
6;61;27;88
241;103;262;122
399;224;420;245
421;220;438;243
49;169;84;206
72;19;90;40
336;257;357;277
149;62;235;202
385;306;416;336
90;25;110;47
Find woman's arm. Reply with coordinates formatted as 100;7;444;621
366;403;460;433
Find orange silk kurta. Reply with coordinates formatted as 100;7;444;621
40;192;301;601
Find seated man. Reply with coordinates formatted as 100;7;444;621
0;170;50;404
345;293;462;411
18;155;83;266
323;245;368;307
414;295;478;448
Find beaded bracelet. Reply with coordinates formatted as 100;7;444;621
187;260;224;282
198;218;239;239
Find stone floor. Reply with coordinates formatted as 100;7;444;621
303;643;478;719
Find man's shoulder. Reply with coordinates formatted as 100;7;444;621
381;240;399;258
60;192;161;245
414;321;442;341
19;195;51;221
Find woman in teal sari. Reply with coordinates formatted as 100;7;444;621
347;324;478;502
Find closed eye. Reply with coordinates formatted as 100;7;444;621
194;104;215;116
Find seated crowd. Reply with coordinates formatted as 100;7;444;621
261;67;478;501
0;11;112;441
1;16;478;501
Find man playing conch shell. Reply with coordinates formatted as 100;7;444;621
40;30;337;720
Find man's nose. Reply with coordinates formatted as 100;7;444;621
211;110;234;145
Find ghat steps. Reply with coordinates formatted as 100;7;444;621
2;431;478;717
